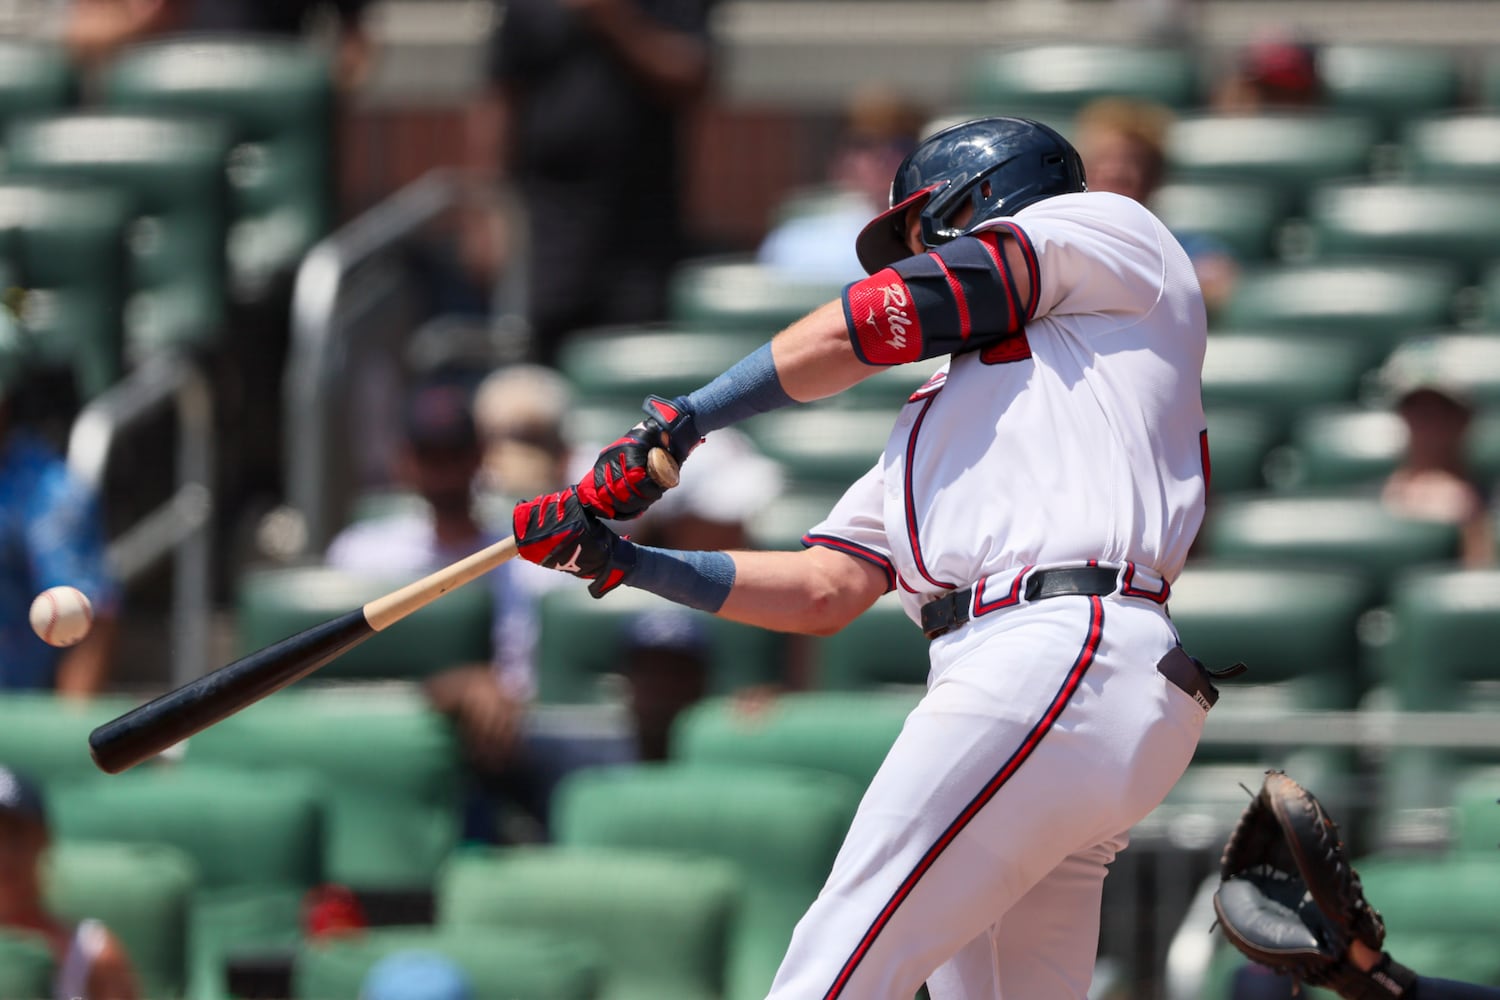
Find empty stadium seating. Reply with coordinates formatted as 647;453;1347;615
1317;44;1464;137
745;405;892;491
813;592;929;689
554;763;861;1000
1203;407;1282;495
668;258;844;333
1403;112;1500;183
0;39;73;137
965;44;1201;115
183;687;463;889
1200;333;1372;433
0;181;131;401
101;36;336;300
0;930;54;999
1306;182;1500;282
234;565;492;682
1149;180;1283;262
557;325;764;411
440;846;741;1000
3;112;233;360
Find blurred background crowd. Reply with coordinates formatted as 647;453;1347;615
0;0;1499;996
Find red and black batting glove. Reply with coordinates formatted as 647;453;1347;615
576;395;700;521
513;488;637;598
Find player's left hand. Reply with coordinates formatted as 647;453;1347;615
513;487;636;598
577;395;700;521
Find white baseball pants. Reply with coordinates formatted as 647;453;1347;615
764;589;1207;1000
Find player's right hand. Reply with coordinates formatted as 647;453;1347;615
513;487;636;598
576;395;700;520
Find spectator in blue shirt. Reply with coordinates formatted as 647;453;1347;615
0;327;119;695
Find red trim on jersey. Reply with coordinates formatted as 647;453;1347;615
897;574;920;594
974;231;1020;333
804;534;897;592
1199;428;1212;495
972;564;1033;616
931;252;972;341
994;222;1041;319
979;333;1032;365
907;370;947;403
1120;561;1170;605
902;396;958;590
821;596;1107;1000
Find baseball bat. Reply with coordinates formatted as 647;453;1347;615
89;449;681;774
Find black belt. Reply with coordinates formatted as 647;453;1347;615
920;565;1122;641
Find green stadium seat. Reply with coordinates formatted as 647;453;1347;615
45;840;199;998
1482;55;1500;109
747;486;844;551
440;846;741;1000
554;763;861;1000
814;592;928;690
557;326;763;410
1317;45;1463;138
1271;401;1500;493
1141;563;1374;841
1199;334;1370;433
188;885;305;1000
3;112;232;359
1452;766;1500;856
535;585;783;702
1218;260;1464;345
1204;407;1282;495
1307;182;1500;282
1403;113;1500;183
964;44;1200;115
672;690;920;791
1148;180;1283;262
295;927;602;1000
50;766;321;889
745;406;892;491
102;37;335;299
235;565;491;681
184;686;462;889
669;257;844;334
1378;333;1500;409
1378;568;1500;832
0;181;131;400
1165;113;1380;215
0;929;54;999
1200;494;1460;592
0;40;73;138
0;691;148;790
1484;262;1500;324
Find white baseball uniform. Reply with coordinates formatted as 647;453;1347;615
779;190;1210;999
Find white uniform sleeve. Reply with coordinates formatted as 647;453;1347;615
1007;192;1167;324
802;462;896;592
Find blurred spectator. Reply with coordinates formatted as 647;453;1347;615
361;952;474;1000
0;329;120;696
64;0;373;87
757;87;925;283
0;765;139;999
325;376;546;766
1212;30;1323;112
469;0;717;366
1377;344;1494;567
614;606;711;761
1074;97;1240;312
472;363;576;504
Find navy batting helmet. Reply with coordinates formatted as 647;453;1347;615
855;116;1087;275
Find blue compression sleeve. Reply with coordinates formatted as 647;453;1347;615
625;544;737;613
683;343;795;433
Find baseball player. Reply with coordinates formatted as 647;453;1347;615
513;116;1221;998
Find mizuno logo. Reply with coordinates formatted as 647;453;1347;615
555;545;584;574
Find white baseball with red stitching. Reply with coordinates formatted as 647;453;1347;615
28;586;94;648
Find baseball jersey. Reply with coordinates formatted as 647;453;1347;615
806;191;1208;625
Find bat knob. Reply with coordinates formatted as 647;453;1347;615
647;448;680;489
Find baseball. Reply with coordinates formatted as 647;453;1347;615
29;586;94;648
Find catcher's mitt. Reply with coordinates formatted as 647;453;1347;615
1213;771;1417;999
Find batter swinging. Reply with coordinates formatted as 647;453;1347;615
512;116;1216;999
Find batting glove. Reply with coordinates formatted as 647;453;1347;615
513;488;637;598
576;395;700;521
